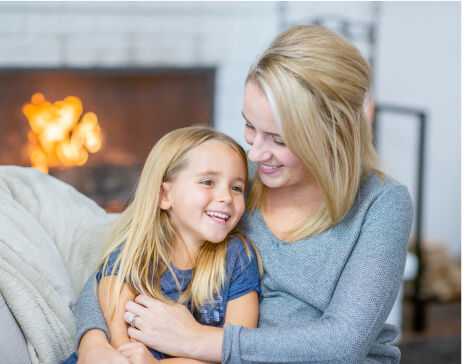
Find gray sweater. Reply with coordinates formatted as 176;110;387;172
76;172;413;363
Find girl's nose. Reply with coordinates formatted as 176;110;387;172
217;186;232;203
247;135;271;162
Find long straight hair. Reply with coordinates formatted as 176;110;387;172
98;126;262;317
246;25;383;241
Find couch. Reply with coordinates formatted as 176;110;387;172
0;166;113;364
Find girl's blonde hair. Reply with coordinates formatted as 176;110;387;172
246;25;383;241
98;126;261;317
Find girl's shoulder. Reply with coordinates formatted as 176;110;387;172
225;235;259;266
96;243;125;282
223;234;261;296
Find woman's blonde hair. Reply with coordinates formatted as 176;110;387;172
246;25;383;241
98;126;261;317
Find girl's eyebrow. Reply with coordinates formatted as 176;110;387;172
195;171;245;183
195;171;219;177
241;111;282;138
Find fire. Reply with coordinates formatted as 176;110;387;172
22;93;102;174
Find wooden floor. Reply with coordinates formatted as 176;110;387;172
401;300;460;340
399;299;461;364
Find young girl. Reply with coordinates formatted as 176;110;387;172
64;126;261;363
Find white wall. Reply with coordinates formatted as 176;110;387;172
376;2;461;257
0;1;459;256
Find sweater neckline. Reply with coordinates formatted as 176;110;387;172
252;206;337;246
254;208;318;245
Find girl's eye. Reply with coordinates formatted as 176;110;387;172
231;185;244;192
200;180;214;186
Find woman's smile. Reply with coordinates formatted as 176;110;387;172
243;81;312;190
258;163;283;174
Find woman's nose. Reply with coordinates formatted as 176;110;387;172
247;135;271;162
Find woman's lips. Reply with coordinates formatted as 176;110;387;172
258;163;283;174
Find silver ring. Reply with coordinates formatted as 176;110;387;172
128;312;138;327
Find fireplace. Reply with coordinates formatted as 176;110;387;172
0;68;215;211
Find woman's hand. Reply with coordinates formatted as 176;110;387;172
77;329;129;364
124;295;200;357
118;339;159;364
124;295;223;361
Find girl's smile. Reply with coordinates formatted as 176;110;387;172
205;210;231;223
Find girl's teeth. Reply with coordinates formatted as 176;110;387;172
206;211;230;220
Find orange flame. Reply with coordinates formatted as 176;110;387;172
22;93;102;174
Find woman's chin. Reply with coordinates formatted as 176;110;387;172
259;171;284;189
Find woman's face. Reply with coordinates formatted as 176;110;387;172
242;81;312;190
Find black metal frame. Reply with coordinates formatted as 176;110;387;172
373;104;427;330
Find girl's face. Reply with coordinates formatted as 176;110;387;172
160;140;246;249
242;81;312;190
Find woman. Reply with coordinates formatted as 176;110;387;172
75;25;413;363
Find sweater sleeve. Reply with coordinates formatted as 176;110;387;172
74;273;110;352
222;185;413;364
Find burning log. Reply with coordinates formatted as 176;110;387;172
22;93;102;173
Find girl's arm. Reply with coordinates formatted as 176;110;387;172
224;290;259;327
75;274;127;364
98;276;137;349
74;273;133;363
159;290;259;363
99;277;160;364
78;329;129;364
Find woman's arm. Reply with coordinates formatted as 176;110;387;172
75;274;125;363
75;273;111;350
221;185;413;363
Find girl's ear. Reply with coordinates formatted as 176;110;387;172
159;182;172;210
